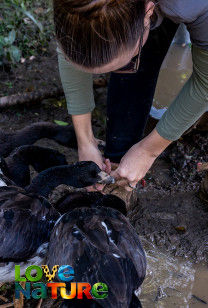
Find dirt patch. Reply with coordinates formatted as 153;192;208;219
129;189;208;263
0;41;61;98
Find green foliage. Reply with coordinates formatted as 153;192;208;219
54;120;69;126
0;30;21;64
0;0;54;66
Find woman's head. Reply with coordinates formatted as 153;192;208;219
53;0;155;73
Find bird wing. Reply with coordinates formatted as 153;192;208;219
0;186;58;216
0;186;59;261
47;207;146;308
0;207;49;260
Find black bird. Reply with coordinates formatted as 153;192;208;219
26;162;114;198
0;161;114;282
54;191;127;216
0;186;59;282
0;145;67;187
0;121;77;157
46;195;146;308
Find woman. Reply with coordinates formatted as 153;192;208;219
53;0;208;190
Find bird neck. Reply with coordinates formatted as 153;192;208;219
13;122;61;147
25;165;83;198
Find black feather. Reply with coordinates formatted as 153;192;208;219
0;186;59;261
0;122;77;157
55;191;127;215
25;162;108;198
2;145;67;187
47;207;146;308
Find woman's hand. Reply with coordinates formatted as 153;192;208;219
72;113;111;191
111;143;156;190
111;128;172;190
79;140;111;191
78;138;109;171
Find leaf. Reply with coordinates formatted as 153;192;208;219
8;29;16;44
0;36;5;45
54;120;69;126
8;45;21;63
22;10;43;32
175;226;186;233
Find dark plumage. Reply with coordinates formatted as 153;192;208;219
0;121;77;157
47;206;146;308
26;162;114;198
0;161;114;282
0;145;67;187
55;191;127;215
0;186;59;260
0;170;16;187
0;186;60;282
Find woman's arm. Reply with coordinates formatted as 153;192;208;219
156;45;208;140
112;45;208;188
58;47;103;163
72;113;105;170
111;128;171;189
57;46;95;115
57;47;110;190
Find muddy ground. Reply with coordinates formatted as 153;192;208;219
0;42;208;306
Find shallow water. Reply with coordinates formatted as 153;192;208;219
140;239;208;308
154;43;192;110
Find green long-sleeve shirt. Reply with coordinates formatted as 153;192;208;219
57;0;208;141
156;45;208;140
58;45;208;141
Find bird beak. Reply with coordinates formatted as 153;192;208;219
97;171;115;185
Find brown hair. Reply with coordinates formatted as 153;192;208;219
53;0;147;68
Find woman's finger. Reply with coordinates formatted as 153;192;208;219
86;185;96;192
124;181;138;192
102;163;106;172
129;181;138;189
105;158;111;174
95;183;105;191
87;184;104;192
110;168;121;180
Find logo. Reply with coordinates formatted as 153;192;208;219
15;265;108;300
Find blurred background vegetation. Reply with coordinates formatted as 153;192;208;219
0;0;54;67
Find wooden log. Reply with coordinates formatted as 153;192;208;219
0;78;108;109
0;88;64;108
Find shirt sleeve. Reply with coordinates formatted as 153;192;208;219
156;45;208;141
57;47;95;115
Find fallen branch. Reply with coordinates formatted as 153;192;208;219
0;77;108;109
0;88;64;109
